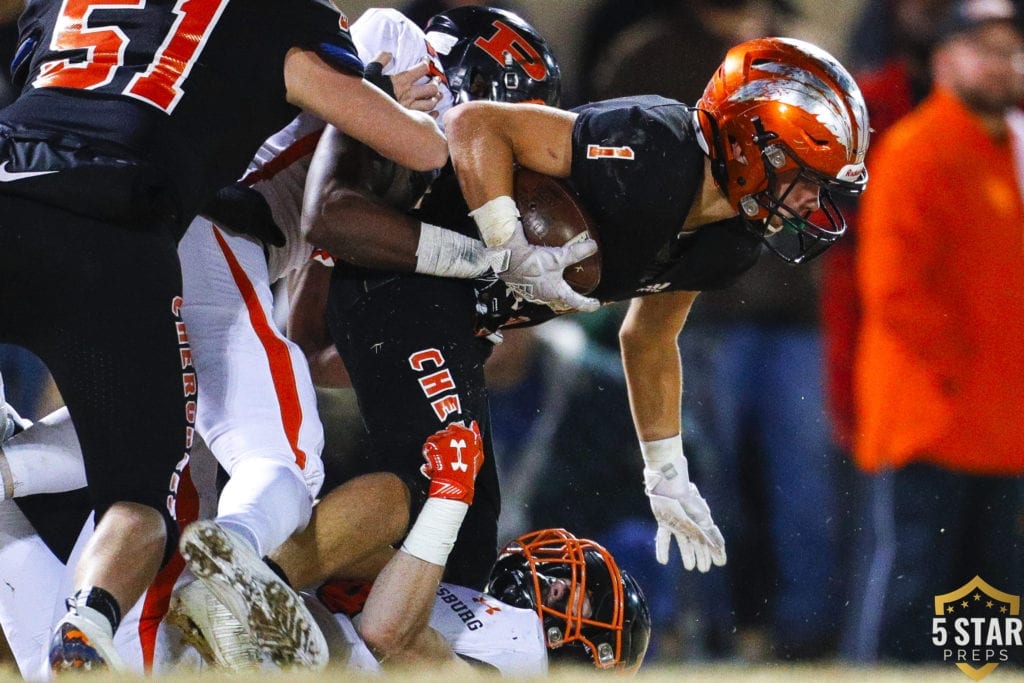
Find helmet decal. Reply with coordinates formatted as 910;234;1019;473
424;6;561;106
473;21;549;81
696;36;870;262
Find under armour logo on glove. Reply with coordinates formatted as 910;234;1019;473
421;421;484;504
449;439;469;472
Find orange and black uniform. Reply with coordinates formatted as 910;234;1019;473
328;95;763;588
0;0;361;558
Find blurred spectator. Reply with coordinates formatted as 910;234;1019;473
678;265;842;662
582;0;840;661
819;0;954;655
822;0;952;457
848;0;1024;662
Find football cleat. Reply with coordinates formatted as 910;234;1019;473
179;521;328;670
167;580;262;671
48;611;127;674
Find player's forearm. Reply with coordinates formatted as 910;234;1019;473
444;102;516;210
357;550;453;665
620;329;683;442
306;185;422;271
619;292;697;442
444;101;574;210
285;48;447;172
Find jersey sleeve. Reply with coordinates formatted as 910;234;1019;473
569;95;694;204
351;8;453;120
289;0;364;77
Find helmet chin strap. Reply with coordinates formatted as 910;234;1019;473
690;107;730;196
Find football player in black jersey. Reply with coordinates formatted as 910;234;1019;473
444;37;868;573
268;7;568;597
0;0;446;672
278;36;868;605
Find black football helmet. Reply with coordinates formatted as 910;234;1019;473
485;529;651;672
424;6;561;106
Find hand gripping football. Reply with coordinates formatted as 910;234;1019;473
513;167;602;294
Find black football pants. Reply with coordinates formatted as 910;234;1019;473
328;269;499;589
0;193;193;562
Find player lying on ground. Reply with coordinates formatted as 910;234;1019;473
0;387;650;674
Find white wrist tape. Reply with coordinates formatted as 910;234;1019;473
401;497;469;567
414;222;490;279
640;435;689;480
468;195;519;247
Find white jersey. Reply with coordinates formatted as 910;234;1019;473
429;583;548;676
242;112;325;283
310;582;547;677
243;7;452;283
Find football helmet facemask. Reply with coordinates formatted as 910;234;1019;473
485;528;651;672
695;37;870;263
424;6;561;106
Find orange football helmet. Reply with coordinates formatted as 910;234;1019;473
485;528;651;672
695;37;870;262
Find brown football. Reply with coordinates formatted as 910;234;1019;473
513;167;602;295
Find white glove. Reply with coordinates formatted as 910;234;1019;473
641;439;726;572
470;195;599;313
488;227;600;312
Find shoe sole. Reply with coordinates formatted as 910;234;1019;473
167;589;262;671
165;598;220;668
180;522;327;669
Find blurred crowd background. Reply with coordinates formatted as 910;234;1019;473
1;0;1023;670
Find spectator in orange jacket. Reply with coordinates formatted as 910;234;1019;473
849;0;1024;663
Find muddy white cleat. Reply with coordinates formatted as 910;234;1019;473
179;520;328;669
48;610;127;674
167;580;262;671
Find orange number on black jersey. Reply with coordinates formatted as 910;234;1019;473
34;0;228;114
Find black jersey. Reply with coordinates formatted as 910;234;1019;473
569;95;762;301
0;0;361;232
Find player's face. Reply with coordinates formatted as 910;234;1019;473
541;576;593;619
767;169;821;229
